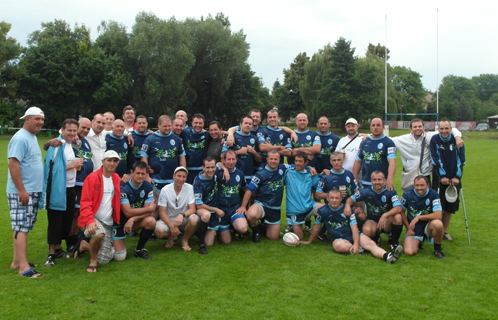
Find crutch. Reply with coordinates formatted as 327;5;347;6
459;187;471;245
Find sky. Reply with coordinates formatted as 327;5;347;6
3;0;497;92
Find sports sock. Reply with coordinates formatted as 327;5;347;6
319;225;327;235
251;224;260;235
305;219;311;228
198;220;208;247
357;219;365;232
258;223;266;235
434;243;442;251
371;234;380;244
390;224;403;244
382;252;389;261
136;228;154;250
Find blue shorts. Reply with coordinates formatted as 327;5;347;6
111;224;136;241
7;192;40;233
254;201;281;225
208;211;221;231
331;234;354;244
286;213;306;226
75;186;82;208
219;206;246;232
406;221;434;245
366;218;391;236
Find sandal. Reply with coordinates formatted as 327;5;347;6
86;265;98;273
72;237;87;258
21;268;41;278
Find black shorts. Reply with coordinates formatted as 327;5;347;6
438;183;460;214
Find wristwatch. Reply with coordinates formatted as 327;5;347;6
181;212;185;218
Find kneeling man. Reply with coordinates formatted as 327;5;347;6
400;175;445;259
112;161;156;261
301;189;403;263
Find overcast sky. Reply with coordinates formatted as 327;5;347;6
4;0;497;92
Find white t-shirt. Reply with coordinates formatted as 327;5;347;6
336;135;362;172
64;143;76;187
158;183;195;220
94;175;114;226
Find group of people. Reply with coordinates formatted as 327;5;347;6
7;106;465;277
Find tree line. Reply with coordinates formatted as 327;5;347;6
1;16;497;129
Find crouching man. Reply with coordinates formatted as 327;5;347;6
74;151;121;272
112;161;156;261
301;189;403;264
400;175;446;259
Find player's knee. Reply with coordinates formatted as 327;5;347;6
144;216;156;229
393;214;402;224
113;249;127;262
403;247;417;256
154;228;167;239
189;214;199;224
431;219;444;231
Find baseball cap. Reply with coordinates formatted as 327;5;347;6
445;185;458;203
103;150;121;160
345;118;358;125
174;166;189;175
20;107;44;119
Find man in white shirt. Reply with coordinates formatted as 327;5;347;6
155;166;199;251
336;118;362;175
86;114;106;171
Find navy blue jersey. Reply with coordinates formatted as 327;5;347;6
129;130;150;170
247;163;291;209
222;131;259;179
350;186;402;221
260;126;292;164
193;172;218;208
356;135;396;185
74;137;93;186
401;188;442;227
315;131;340;172
430;133;465;180
105;134;129;177
182;127;210;171
288;129;321;166
141;132;185;185
316;204;357;241
316;169;358;203
216;166;246;207
119;180;154;226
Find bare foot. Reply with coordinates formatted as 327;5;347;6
165;240;174;249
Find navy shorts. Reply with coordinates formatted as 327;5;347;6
219;206;246;232
254;201;281;225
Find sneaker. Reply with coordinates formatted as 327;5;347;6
284;225;292;233
434;249;446;259
386;244;403;264
252;233;260;243
53;249;71;259
134;248;152;260
358;246;364;254
443;232;454;242
304;226;313;234
45;255;55;267
390;242;400;252
317;233;328;242
198;246;208;255
149;233;157;242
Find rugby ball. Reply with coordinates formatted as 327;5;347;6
283;232;300;247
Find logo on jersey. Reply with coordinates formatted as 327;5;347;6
433;199;441;205
306;135;311;141
123;142;127;149
251;177;260;185
328;139;332;144
140;190;145;198
84;142;89;149
250;138;255;144
346;176;351;183
142;144;148;151
279;134;283;140
392;195;399;202
401;197;406;205
236;175;240;182
388;147;396;154
378;143;383;149
381;195;386;202
194;193;202;200
450;144;454;151
201;135;205;139
148;191;154;198
170;140;176;146
278;169;283;175
426;199;430;206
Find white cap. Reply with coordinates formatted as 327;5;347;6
20;107;44;119
345;118;358;125
445;185;458;203
103;150;121;160
174;166;188;175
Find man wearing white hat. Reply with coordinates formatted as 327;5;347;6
74;150;122;272
7;107;45;277
336;118;363;177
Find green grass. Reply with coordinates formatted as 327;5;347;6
0;135;497;319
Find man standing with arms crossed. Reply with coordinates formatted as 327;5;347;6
288;113;321;167
7;107;45;277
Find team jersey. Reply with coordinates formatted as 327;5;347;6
316;169;358;203
356;135;396;185
182;126;210;171
315;203;357;241
129;130;150;170
260;126;292;164
315;131;340;172
141;132;185;185
193;172;218;208
216;166;246;207
119;180;154;226
105;134;129;177
350;186;402;222
401;188;442;224
74;137;93;186
430;133;465;180
284;167;320;215
288;129;321;166
234;125;268;139
222;131;259;180
247;163;291;209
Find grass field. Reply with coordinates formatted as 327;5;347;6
0;132;497;319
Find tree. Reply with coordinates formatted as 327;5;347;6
274;52;309;122
438;75;479;121
471;74;498;101
390;66;426;116
367;43;390;60
0;21;24;125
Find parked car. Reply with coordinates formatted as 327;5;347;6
476;123;489;131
